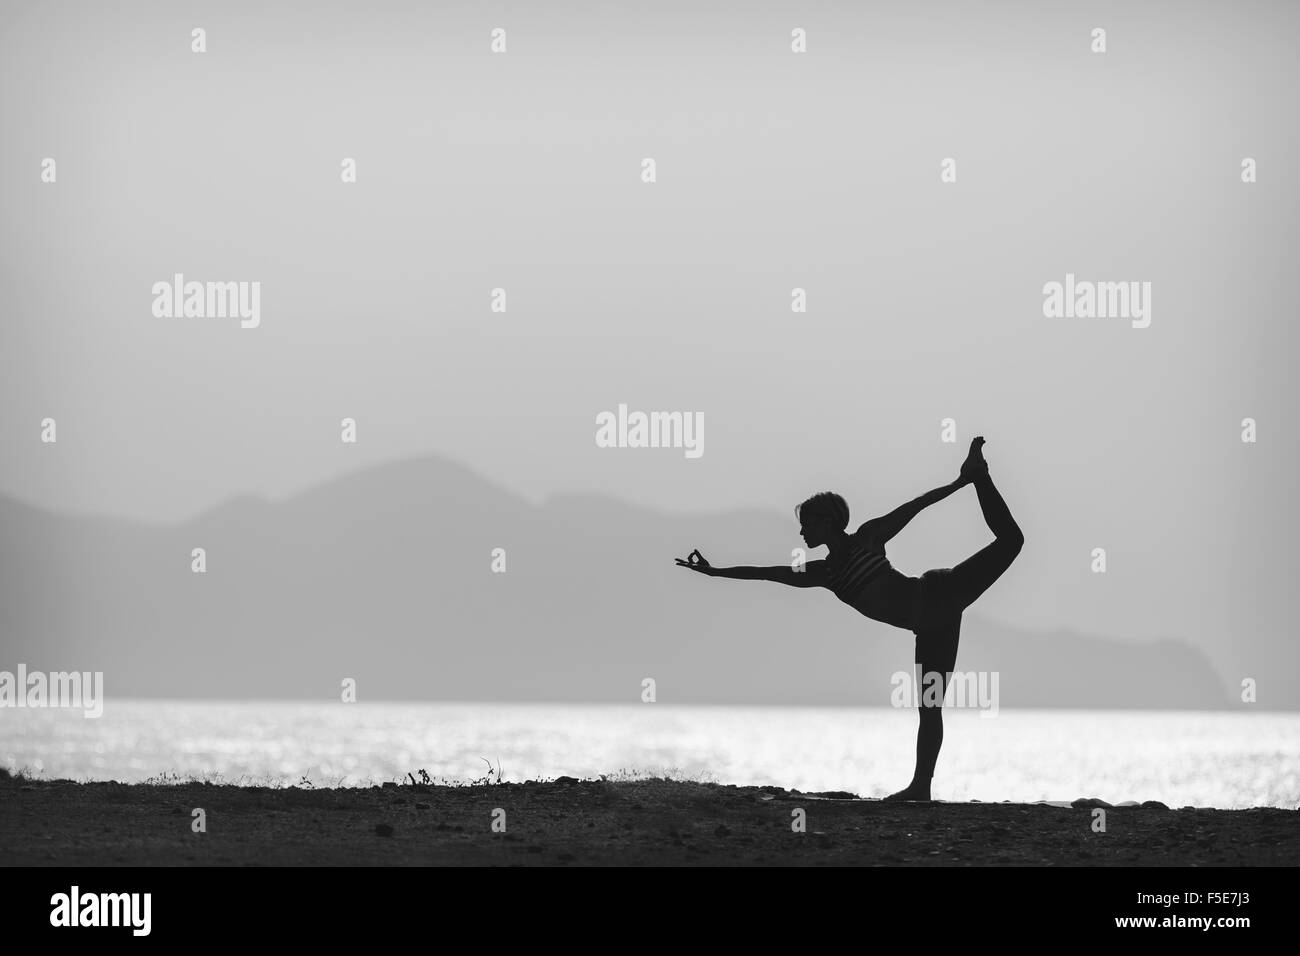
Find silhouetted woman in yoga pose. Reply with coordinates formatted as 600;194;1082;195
676;437;1023;801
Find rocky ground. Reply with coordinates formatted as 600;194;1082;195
3;774;1296;866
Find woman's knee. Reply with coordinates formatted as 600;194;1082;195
918;700;945;721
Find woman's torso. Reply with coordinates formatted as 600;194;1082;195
824;535;920;630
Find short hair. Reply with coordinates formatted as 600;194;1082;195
795;491;849;530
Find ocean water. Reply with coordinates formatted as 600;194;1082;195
1;701;1296;809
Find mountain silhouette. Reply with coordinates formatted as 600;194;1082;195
0;455;1232;708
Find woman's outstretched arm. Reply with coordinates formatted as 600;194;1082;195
676;550;825;588
860;478;967;546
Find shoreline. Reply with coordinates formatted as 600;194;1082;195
4;775;1296;866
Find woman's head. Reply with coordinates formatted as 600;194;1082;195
795;491;849;548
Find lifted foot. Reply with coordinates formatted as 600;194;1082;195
960;436;988;483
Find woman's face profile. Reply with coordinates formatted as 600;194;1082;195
799;515;831;548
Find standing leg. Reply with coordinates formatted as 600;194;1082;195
885;617;960;801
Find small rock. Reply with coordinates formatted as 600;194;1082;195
374;823;394;837
554;776;579;785
1141;800;1170;810
415;802;430;810
714;824;732;837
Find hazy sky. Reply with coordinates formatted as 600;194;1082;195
2;1;1297;691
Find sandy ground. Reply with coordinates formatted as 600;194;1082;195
2;774;1296;866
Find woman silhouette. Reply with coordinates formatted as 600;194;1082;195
676;437;1023;801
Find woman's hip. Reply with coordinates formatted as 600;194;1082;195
912;568;962;634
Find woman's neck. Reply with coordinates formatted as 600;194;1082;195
825;530;851;556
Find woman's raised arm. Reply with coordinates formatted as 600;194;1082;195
858;478;966;546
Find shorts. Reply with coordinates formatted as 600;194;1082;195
912;567;960;635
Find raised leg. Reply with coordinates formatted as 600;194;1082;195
946;454;1024;612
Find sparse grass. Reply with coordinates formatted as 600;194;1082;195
600;765;718;785
391;762;718;789
1;766;43;782
142;770;197;786
399;757;507;789
469;756;505;786
2;762;721;790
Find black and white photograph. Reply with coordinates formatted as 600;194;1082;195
1;0;1295;937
